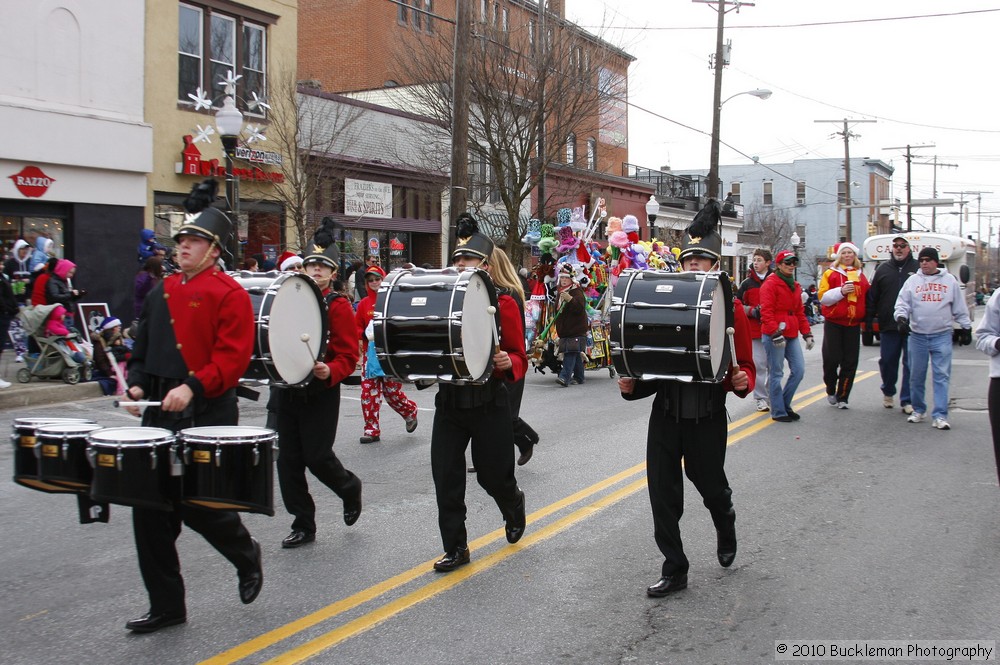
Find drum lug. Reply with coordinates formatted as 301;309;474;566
116;446;124;471
62;440;70;460
150;447;157;470
215;445;222;467
86;446;96;468
33;440;41;460
253;443;260;466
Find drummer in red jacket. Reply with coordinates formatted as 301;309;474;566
759;250;815;422
274;241;362;550
124;204;262;633
617;201;755;599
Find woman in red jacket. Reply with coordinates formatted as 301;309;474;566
354;264;418;444
817;242;869;408
759;250;814;422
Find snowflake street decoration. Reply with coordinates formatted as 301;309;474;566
218;70;243;96
248;92;270;113
245;124;267;144
192;124;216;144
187;87;212;111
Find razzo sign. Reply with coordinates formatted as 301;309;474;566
8;165;55;198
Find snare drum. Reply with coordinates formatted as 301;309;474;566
235;272;328;386
372;268;498;384
87;427;178;511
610;270;734;382
36;423;104;492
179;426;276;515
11;417;97;493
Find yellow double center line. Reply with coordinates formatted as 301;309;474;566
203;372;876;665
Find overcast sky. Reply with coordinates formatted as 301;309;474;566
567;0;1000;240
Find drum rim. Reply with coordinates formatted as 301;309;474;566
13;417;96;429
87;426;176;444
35;423;104;436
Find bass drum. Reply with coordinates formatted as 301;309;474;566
179;425;276;516
234;272;328;386
11;417;97;493
372;267;498;384
610;270;733;382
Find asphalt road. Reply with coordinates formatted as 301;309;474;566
2;326;998;665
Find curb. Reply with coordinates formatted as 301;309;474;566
0;381;104;410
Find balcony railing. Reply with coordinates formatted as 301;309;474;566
623;163;706;203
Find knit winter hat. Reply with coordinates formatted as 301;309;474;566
918;246;940;263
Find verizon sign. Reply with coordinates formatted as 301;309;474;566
8;165;56;198
344;178;392;218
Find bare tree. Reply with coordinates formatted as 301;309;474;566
742;202;797;256
393;12;627;262
262;67;365;250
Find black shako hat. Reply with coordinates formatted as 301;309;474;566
302;242;340;270
452;212;495;262
173;206;233;249
678;199;723;263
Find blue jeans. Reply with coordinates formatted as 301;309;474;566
878;330;911;405
763;335;804;418
559;351;585;384
907;331;952;420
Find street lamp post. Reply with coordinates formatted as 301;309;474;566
707;89;771;200
789;230;801;281
645;195;659;240
215;95;244;270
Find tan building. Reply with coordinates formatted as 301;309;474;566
145;0;298;267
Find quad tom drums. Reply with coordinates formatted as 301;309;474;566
235;272;328;386
610;270;734;382
179;426;276;516
11;417;97;493
372;268;498;384
36;422;105;492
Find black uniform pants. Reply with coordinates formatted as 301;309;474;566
989;378;1000;486
822;321;861;402
133;391;257;614
646;410;734;577
506;377;538;454
276;385;360;534
431;401;520;553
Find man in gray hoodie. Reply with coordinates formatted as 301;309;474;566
893;247;973;430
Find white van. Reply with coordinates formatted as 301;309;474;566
860;232;976;345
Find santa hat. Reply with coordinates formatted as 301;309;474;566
280;253;303;271
99;317;122;332
831;241;860;261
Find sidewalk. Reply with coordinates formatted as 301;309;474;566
0;352;103;410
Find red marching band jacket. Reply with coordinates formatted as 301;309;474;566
321;288;360;386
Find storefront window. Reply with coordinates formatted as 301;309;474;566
337;228;411;271
0;215;65;258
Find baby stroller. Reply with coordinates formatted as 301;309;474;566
15;304;92;385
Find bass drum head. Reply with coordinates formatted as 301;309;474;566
707;273;734;381
459;271;497;382
266;274;326;385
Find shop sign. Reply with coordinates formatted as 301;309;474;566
345;178;392;218
368;237;380;255
179;136;285;184
8;165;55;198
389;237;406;256
234;146;283;165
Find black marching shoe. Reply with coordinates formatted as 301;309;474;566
238;537;263;604
433;547;471;572
344;483;362;526
505;489;527;544
786;409;801;421
516;444;534;466
282;530;315;549
126;610;187;633
646;573;688;598
717;523;737;568
771;414;794;423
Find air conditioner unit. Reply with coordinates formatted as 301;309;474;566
796;198;805;205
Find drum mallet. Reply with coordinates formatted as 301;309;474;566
300;333;317;361
486;305;501;352
112;400;162;408
726;327;738;368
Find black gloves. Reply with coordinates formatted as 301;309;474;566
957;328;972;346
896;317;910;336
770;332;786;348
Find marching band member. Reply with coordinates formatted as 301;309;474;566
124;201;263;633
617;201;755;598
275;242;362;549
427;213;528;572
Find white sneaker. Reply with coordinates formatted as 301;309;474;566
882;395;894;409
827;395;837;406
755;399;770;412
15;355;23;363
0;378;10;389
907;412;925;423
837;402;849;409
932;418;951;430
901;404;914;415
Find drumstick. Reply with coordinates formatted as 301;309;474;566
301;333;317;362
726;326;738;368
112;400;162;408
486;305;500;352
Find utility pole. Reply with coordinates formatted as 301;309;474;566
695;0;754;201
535;0;546;221
943;191;991;239
816;118;875;242
448;0;471;253
915;156;958;231
883;143;934;232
